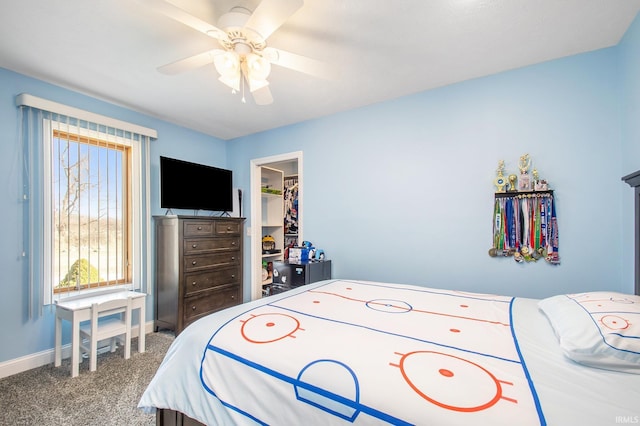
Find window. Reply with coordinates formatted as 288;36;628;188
48;127;132;295
40;117;150;304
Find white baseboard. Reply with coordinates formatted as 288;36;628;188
0;321;155;379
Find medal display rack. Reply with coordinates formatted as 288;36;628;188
490;189;560;264
493;190;553;198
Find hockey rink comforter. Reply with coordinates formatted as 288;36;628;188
138;279;640;425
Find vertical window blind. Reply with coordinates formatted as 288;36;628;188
17;94;156;318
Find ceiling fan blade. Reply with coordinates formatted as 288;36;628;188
245;0;303;39
252;86;274;105
263;47;336;80
157;49;223;75
139;0;228;41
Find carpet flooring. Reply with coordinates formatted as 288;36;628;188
0;332;174;426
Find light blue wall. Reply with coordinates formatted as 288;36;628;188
1;14;639;366
0;68;227;363
229;46;630;300
620;13;640;289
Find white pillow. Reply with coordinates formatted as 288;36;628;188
538;291;640;374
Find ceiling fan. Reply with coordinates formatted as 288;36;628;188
141;0;330;105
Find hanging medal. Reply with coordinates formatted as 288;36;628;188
489;198;501;257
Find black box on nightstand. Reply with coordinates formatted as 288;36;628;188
272;260;332;288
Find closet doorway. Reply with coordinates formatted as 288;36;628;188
250;151;303;300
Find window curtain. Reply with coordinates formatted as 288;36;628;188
17;94;156;318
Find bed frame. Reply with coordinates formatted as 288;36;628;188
623;169;640;296
156;407;204;426
156;170;640;425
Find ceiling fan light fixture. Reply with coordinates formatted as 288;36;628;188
213;51;240;78
241;53;270;93
246;53;271;81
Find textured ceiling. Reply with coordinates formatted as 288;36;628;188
1;0;639;140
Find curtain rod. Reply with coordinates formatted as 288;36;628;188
15;93;158;139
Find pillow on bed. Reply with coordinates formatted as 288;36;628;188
538;291;640;374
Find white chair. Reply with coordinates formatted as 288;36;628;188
79;296;132;372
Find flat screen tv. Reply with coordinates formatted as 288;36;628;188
160;156;233;212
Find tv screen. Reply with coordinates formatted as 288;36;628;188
160;156;233;212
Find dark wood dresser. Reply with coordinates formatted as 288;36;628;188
154;215;244;334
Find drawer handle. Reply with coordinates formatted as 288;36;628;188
192;281;197;286
192;244;198;248
231;241;236;246
197;226;203;230
231;295;235;300
192;306;197;311
192;261;197;265
227;226;231;231
231;256;235;261
231;274;235;279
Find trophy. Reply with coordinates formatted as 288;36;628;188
493;160;507;193
508;174;517;192
518;154;531;191
533;169;549;191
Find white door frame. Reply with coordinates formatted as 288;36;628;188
250;151;303;300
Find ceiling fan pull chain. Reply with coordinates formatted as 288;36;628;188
241;77;247;104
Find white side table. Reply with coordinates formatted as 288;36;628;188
54;290;146;377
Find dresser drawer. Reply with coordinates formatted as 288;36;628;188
183;286;240;323
214;220;241;235
183;267;240;296
183;220;214;237
184;252;240;271
183;236;240;254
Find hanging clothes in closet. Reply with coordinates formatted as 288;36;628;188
283;176;299;248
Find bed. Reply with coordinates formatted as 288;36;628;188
138;279;640;425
